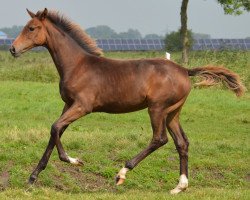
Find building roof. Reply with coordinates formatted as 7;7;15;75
0;31;7;36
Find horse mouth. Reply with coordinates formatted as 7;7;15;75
10;47;30;58
10;51;21;58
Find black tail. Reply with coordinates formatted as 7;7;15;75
187;66;245;97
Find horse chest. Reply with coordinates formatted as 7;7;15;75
59;81;76;104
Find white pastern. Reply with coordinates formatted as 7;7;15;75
117;167;129;179
116;167;129;185
68;156;82;165
170;174;188;195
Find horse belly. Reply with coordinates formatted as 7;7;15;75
94;103;148;113
93;94;148;113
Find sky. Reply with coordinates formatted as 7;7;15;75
0;0;249;38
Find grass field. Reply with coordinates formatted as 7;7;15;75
0;50;249;199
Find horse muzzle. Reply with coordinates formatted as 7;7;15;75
10;45;17;57
9;45;21;57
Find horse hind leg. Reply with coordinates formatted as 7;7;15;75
116;105;168;185
167;110;189;194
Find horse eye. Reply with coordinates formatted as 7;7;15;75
29;27;35;32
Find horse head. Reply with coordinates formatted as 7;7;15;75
10;8;48;57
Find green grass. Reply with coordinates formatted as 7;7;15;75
0;50;249;199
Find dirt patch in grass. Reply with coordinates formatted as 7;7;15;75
53;161;114;192
191;166;225;184
0;171;10;190
245;174;250;182
0;161;13;191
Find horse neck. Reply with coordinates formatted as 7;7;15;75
44;22;87;80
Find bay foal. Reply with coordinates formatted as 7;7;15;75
10;9;244;194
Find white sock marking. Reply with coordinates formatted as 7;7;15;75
170;174;188;195
117;167;129;179
68;156;79;164
179;174;188;187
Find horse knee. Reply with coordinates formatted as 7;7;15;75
50;123;59;137
51;123;65;138
161;134;168;145
150;137;168;151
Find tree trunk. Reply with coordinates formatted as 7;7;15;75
180;0;189;65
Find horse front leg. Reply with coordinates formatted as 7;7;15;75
29;103;87;184
29;104;68;184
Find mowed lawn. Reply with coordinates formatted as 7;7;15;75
0;51;249;199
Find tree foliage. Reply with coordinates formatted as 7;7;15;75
85;25;159;39
86;25;118;39
217;0;250;15
164;29;193;52
144;34;163;39
118;29;142;39
193;33;211;40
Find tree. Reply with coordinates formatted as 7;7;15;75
118;29;142;39
165;29;193;52
193;33;211;40
180;0;250;64
85;25;118;39
144;34;163;39
85;26;143;39
217;0;250;15
180;0;189;64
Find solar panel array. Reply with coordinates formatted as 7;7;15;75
1;38;250;51
96;39;165;51
193;39;250;51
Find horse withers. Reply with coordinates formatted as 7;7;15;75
10;8;245;194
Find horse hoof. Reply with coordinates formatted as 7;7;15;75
170;187;186;195
76;158;84;166
68;157;84;166
28;175;37;184
115;175;125;185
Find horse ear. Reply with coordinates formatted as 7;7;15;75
26;8;35;18
40;8;48;20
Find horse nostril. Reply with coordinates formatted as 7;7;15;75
9;46;16;54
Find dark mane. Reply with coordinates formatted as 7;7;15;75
37;10;103;57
